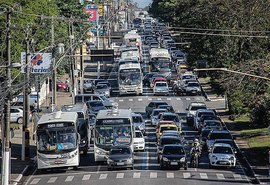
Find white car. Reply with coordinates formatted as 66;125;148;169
10;107;32;124
209;143;236;168
153;81;169;96
133;130;145;151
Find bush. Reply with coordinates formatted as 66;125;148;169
250;95;270;127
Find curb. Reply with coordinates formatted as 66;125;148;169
12;165;29;185
197;78;211;101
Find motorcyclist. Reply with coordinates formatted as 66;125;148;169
190;138;201;166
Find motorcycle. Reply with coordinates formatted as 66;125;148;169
190;147;201;168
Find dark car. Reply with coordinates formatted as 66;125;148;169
56;80;69;92
159;144;188;170
143;72;156;86
145;101;168;117
157;136;183;161
86;100;107;115
106;145;134;170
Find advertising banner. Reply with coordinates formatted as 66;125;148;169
21;52;52;74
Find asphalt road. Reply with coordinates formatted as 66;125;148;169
21;95;251;185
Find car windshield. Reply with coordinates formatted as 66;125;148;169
209;133;231;140
156;82;167;87
110;148;131;155
160;138;181;146
190;106;207;111
135;131;143;138
213;146;233;154
205;121;221;127
133;116;142;123
96;84;108;89
198;112;214;117
163;146;185;155
201;130;211;137
162;115;179;122
187;83;199;87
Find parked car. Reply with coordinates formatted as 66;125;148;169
83;79;94;93
145;101;168;117
159;144;188;170
56;80;69;92
208;143;236;168
153;81;169;96
133;130;145;151
106;145;134;170
10;107;32;124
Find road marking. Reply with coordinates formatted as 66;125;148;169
233;174;242;180
138;98;142;101
150;172;157;178
129;99;133;101
47;177;57;183
195;97;201;100
82;174;91;181
167;98;171;100
200;173;208;179
119;99;123;102
157;98;162;100
134;156;157;160
99;174;108;180
133;172;141;178
30;178;40;184
183;172;191;178
148;98;152;101
216;173;225;180
176;98;181;100
167;172;174;178
186;97;191;100
116;173;124;179
65;176;74;182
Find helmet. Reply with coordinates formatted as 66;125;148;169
194;138;199;143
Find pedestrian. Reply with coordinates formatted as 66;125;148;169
44;106;50;113
33;100;38;112
65;78;70;92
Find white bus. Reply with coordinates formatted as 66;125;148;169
94;108;133;162
36;111;80;170
118;63;143;96
123;31;142;61
149;48;172;79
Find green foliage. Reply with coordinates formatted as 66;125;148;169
250;95;270;127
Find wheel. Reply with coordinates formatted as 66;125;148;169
17;117;23;124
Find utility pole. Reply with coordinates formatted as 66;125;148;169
22;26;31;161
51;17;57;111
2;8;11;185
79;41;83;94
69;19;76;102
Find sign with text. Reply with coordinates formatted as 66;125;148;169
21;52;52;74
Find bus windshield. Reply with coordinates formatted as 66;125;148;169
150;60;171;72
37;127;77;154
119;69;141;85
95;125;132;146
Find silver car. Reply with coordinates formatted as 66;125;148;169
94;84;110;98
153;81;169;96
185;82;201;95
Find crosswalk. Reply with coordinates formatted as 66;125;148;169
28;171;248;184
114;97;203;102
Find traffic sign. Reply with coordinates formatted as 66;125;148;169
98;4;103;16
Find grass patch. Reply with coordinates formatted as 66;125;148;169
235;114;250;122
241;127;268;137
248;135;270;148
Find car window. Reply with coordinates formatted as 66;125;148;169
133;116;142;123
209;133;231;140
135;131;143;138
110;148;131;155
190;106;207;111
160;138;181;146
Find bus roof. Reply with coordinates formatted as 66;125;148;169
38;111;78;124
150;48;170;59
119;63;141;71
96;108;132;120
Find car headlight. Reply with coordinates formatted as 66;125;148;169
139;141;145;144
107;158;114;163
96;149;106;155
180;157;185;162
229;156;235;161
211;155;218;160
163;157;169;162
127;158;133;163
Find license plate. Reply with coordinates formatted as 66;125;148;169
171;162;178;165
220;161;227;164
117;162;124;166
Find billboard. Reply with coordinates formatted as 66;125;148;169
21;52;52;74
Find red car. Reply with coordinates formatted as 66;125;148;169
56;80;69;92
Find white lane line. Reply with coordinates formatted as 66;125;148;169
134;156;157;160
216;173;225;180
183;172;191;179
99;174;108;180
47;177;57;183
176;98;181;100
195;97;201;100
129;99;133;101
30;178;40;185
82;174;91;181
65;176;74;182
144;146;157;150
150;172;157;178
233;174;242;180
167;98;171;100
186;97;191;100
200;173;208;179
138;98;142;101
133;172;141;178
119;99;123;102
167;172;174;178
116;173;124;179
157;98;162;100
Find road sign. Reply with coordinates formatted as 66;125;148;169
98;4;103;16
